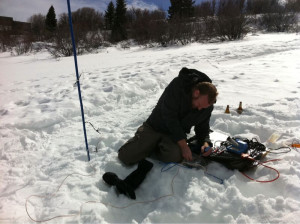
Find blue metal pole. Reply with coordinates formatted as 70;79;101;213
67;0;90;161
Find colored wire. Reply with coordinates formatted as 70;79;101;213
241;159;281;183
25;165;180;223
161;162;224;184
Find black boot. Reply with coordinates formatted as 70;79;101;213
123;159;153;190
102;172;136;199
102;159;153;200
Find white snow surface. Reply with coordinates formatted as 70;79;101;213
0;33;300;223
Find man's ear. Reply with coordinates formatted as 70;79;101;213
192;89;200;98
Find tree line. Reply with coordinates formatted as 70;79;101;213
0;0;299;56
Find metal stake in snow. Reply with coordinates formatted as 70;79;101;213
67;0;90;161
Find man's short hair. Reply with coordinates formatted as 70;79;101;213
194;82;218;104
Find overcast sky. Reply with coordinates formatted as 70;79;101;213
0;0;205;22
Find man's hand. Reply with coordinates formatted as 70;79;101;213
181;147;193;161
177;139;193;161
201;142;213;157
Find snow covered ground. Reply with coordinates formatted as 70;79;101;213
0;33;300;223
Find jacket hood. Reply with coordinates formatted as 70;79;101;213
178;67;212;93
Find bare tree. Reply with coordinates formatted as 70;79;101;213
195;0;215;17
246;0;272;14
285;0;300;12
148;10;168;46
72;7;103;32
126;8;167;46
194;0;217;40
259;2;298;32
28;14;45;41
216;0;249;40
49;8;104;57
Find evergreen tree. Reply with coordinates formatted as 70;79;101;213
182;0;195;18
45;5;57;32
111;0;127;42
168;0;180;20
105;1;115;30
168;0;195;20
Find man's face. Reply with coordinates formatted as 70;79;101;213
192;90;211;110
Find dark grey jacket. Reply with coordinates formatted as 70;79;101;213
146;67;214;145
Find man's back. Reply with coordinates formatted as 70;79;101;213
146;67;213;142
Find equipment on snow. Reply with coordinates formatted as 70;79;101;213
204;146;212;152
188;135;267;171
102;159;153;199
224;137;248;155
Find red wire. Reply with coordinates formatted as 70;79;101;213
241;159;281;183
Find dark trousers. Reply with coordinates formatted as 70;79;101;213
118;123;183;165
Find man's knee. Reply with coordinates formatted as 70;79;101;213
157;139;183;163
118;124;161;165
118;148;133;166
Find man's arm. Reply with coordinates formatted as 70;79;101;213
194;105;214;147
160;80;187;142
177;139;193;161
160;81;193;161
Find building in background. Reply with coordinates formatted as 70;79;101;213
0;16;31;33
